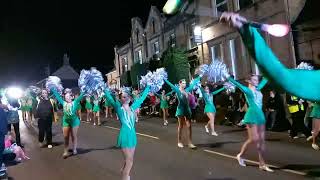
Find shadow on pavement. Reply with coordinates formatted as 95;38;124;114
280;164;320;178
51;142;63;147
265;138;281;142
220;128;246;134
206;178;235;180
5;161;19;168
196;141;240;148
1;176;14;180
69;146;119;155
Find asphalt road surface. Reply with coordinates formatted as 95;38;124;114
6;115;320;180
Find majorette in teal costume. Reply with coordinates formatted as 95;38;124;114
155;91;173;109
85;96;92;110
51;88;84;127
92;97;101;113
199;87;225;113
228;77;268;125
164;76;201;117
310;102;320;119
104;86;150;148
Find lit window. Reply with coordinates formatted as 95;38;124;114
189;23;197;48
153;41;160;55
210;44;223;62
238;0;254;10
122;57;128;72
135;50;143;64
169;33;176;47
210;44;223;82
229;39;237;79
215;0;228;16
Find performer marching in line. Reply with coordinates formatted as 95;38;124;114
310;102;320;150
200;85;225;136
155;90;172;126
75;93;82;122
228;74;273;172
20;94;28;121
164;76;201;148
48;77;84;158
85;96;93;122
104;85;150;180
104;96;113;119
132;89;141;123
92;94;101;126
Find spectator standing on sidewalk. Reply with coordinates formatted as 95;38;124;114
0;95;8;177
287;95;311;139
7;98;22;147
265;90;278;131
35;89;55;148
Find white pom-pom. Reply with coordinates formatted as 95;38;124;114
140;68;168;93
223;82;235;94
28;86;42;95
120;86;131;95
46;76;64;94
296;62;313;70
190;78;201;91
207;60;230;82
78;67;105;96
196;64;209;77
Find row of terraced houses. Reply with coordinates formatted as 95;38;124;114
105;0;319;89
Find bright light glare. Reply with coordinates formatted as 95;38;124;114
6;87;23;99
163;0;181;14
262;24;289;37
193;26;202;36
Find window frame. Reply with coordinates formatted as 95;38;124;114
153;41;160;55
213;0;228;16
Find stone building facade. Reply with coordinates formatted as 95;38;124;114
113;0;306;86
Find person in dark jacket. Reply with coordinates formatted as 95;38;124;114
35;89;54;148
0;95;8;177
265;91;279;130
7;98;22;147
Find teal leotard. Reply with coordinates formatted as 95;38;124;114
104;98;112;107
228;77;268;125
92;98;101;113
310;102;320;119
104;86;150;148
164;76;201;117
200;87;225;113
51;88;84;127
85;97;93;110
155;91;173;109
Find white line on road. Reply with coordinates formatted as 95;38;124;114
203;149;307;176
103;125;160;140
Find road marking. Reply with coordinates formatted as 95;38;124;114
203;149;307;176
103;125;160;140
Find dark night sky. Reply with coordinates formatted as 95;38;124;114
0;0;167;87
